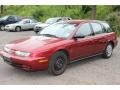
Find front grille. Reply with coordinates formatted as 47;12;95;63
3;56;22;68
2;56;32;71
36;27;42;29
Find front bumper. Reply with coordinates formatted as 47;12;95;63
0;51;49;71
34;27;42;33
4;26;15;31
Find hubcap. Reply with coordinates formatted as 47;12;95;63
16;27;20;31
106;44;113;57
54;57;64;71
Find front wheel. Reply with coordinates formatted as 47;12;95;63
48;51;68;75
103;43;113;58
15;26;21;32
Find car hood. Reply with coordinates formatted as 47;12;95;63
5;36;64;52
6;23;20;27
35;23;49;28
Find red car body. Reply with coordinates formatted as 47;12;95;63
0;20;118;72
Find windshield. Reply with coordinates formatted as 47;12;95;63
38;23;76;38
45;18;59;24
0;16;9;20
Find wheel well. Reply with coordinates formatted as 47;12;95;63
57;49;69;60
16;26;21;28
108;41;114;48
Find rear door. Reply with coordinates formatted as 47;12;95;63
90;22;107;54
22;20;31;30
29;20;37;29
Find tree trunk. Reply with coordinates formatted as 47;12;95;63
92;5;96;19
1;5;4;14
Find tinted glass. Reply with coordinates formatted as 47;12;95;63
91;23;103;34
45;18;58;24
101;22;112;32
76;23;92;36
39;23;76;38
8;16;15;21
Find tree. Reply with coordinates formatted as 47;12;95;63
112;5;120;11
82;5;92;14
92;5;96;19
0;5;4;14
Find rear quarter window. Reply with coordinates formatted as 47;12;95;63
101;22;112;33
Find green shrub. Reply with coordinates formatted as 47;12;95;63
106;12;120;36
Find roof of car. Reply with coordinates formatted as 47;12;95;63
65;20;106;25
49;17;71;19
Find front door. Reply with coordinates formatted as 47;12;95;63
70;23;95;60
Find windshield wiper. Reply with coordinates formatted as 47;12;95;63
39;34;58;38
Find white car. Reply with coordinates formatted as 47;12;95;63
34;17;72;33
5;19;39;32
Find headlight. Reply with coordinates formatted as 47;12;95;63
4;47;11;53
15;51;30;57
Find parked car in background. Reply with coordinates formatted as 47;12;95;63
0;15;22;31
5;19;39;32
34;17;72;34
0;20;117;75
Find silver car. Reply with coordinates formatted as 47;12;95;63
34;17;72;33
5;19;39;32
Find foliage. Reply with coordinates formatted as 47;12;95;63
1;5;120;36
106;12;120;36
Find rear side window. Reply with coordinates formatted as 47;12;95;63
76;23;92;36
91;23;103;35
101;22;112;33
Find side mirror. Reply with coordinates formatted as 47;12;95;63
73;35;85;39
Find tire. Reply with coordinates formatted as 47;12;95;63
48;51;68;75
15;26;21;32
103;43;113;58
0;25;5;31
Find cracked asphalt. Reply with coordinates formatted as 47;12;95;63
0;31;120;85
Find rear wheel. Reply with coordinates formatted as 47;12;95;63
15;26;21;32
0;25;5;31
103;43;113;58
48;51;68;75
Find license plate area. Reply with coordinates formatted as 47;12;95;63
3;56;12;64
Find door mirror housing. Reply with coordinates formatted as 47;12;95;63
73;35;85;39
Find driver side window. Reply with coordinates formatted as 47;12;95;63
76;23;92;37
24;20;30;23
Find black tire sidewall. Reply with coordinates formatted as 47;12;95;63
48;51;68;75
103;43;113;58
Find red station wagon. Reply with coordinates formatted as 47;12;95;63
0;20;118;75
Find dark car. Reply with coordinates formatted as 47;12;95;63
0;20;117;75
34;17;72;34
0;15;22;30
